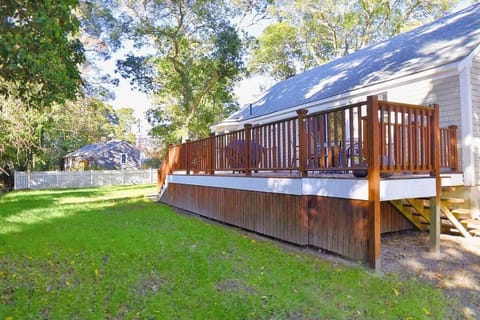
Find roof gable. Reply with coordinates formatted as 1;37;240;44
228;3;480;123
64;140;138;159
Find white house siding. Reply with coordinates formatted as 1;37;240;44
471;53;480;185
385;72;462;169
386;74;461;127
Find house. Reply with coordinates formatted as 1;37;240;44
64;140;141;171
157;4;480;269
212;2;480;208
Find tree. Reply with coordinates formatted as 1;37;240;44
113;107;137;143
248;22;302;80
0;0;85;107
77;0;125;101
91;0;267;146
112;1;243;144
250;0;460;80
0;95;130;172
0;96;45;173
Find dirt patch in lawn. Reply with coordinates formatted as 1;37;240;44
381;231;480;319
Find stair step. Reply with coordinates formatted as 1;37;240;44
443;227;461;235
441;220;455;227
441;197;464;204
461;219;480;229
442;186;457;192
470;229;480;237
451;208;471;219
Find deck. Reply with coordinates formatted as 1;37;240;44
158;96;460;269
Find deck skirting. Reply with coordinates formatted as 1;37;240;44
161;177;414;264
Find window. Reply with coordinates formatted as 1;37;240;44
121;153;127;164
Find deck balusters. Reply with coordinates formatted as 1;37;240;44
158;97;457;179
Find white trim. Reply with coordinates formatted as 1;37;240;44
440;173;464;187
167;174;437;201
459;61;475;186
302;178;368;200
457;43;480;72
168;175;303;195
379;178;436;201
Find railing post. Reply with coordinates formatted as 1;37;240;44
244;124;252;176
208;133;215;175
430;104;441;254
185;140;190;175
448;125;458;172
297;109;309;177
366;95;381;270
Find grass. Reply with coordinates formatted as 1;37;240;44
0;185;450;319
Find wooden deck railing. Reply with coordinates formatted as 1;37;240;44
439;125;458;171
158;96;458;188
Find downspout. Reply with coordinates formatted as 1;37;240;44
459;61;475;186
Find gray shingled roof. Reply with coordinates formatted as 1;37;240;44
64;140;127;159
227;3;480;123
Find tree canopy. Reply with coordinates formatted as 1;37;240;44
249;0;460;80
0;96;133;173
0;0;85;107
106;0;269;144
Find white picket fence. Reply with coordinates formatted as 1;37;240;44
14;169;157;190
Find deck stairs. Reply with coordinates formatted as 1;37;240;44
390;187;480;238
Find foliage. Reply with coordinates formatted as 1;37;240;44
248;22;302;80
250;0;460;80
0;95;46;172
37;98;123;170
106;0;269;145
0;185;453;318
112;107;137;144
0;0;85;107
0;96;133;172
76;0;125;101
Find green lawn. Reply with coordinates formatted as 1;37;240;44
0;185;450;319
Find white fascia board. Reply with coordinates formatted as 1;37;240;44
380;178;436;201
440;173;464;187
168;174;303;195
302;178;368;200
168;174;437;201
169;174;367;199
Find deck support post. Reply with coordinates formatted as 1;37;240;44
297;109;309;177
207;133;215;175
430;104;441;254
244;124;252;176
366;96;381;270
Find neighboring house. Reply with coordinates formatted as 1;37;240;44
212;3;480;204
64;140;141;171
